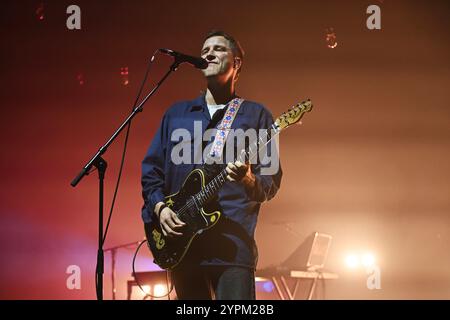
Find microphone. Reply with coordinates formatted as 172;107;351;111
159;48;208;69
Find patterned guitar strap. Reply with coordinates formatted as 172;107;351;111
207;97;245;163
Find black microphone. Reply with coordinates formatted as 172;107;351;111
159;48;208;69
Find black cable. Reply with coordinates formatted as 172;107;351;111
93;50;158;299
102;50;158;245
132;239;174;299
97;49;174;300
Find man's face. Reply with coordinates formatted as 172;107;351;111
201;36;236;82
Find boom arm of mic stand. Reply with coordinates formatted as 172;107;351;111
70;60;179;187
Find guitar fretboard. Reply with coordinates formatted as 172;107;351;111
194;123;279;207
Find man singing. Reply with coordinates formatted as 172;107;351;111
141;30;282;299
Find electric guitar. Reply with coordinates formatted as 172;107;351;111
145;99;313;269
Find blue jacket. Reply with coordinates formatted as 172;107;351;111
141;94;282;268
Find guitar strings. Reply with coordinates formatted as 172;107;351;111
174;127;280;219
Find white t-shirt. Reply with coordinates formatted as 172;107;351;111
207;103;227;119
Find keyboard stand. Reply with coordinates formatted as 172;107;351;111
259;271;338;300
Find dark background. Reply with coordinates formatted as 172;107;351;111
0;0;449;299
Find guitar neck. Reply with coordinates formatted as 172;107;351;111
191;98;312;210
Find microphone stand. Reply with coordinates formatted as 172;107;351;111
71;59;181;300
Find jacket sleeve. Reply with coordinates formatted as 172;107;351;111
141;113;168;221
246;107;282;203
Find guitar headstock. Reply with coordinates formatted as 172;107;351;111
274;99;313;131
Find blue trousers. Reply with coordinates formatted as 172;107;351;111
171;265;256;300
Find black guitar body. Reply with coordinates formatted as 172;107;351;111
145;168;221;270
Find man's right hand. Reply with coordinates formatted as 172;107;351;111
158;206;186;237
